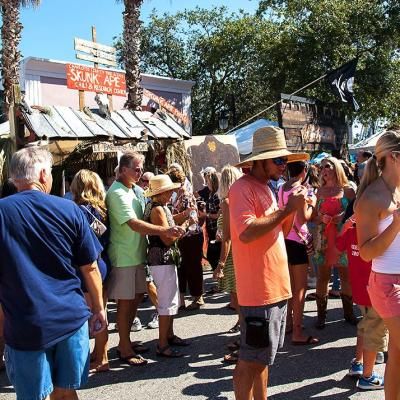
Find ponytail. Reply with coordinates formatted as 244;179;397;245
355;156;380;204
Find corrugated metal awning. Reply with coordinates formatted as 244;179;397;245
21;105;191;141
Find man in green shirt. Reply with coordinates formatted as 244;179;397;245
107;151;184;366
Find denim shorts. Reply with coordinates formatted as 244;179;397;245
5;322;89;400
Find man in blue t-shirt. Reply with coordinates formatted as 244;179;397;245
0;148;106;400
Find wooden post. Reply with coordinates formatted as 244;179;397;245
79;90;85;111
91;26;113;113
9;84;21;152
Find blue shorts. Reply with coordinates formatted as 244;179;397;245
5;322;89;400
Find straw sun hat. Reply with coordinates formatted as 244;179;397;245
144;174;181;197
236;126;309;168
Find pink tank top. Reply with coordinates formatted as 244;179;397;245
278;185;309;244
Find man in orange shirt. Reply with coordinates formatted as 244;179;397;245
230;127;309;400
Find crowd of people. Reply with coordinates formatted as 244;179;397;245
0;126;399;400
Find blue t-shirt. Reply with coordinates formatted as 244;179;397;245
0;190;102;351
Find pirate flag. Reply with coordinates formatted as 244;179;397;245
326;59;360;111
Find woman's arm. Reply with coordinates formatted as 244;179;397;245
214;200;231;278
355;194;400;261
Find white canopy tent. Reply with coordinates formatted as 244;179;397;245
229;118;278;155
349;129;385;153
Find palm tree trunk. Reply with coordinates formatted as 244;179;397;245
123;0;143;110
1;0;22;120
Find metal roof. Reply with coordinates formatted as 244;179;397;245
21;105;191;141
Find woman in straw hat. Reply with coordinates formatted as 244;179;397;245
144;175;190;358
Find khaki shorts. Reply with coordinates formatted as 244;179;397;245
357;305;388;352
107;265;147;300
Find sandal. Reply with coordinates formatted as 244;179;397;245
227;339;240;351
228;323;240;334
156;345;183;358
292;336;320;346
305;292;317;301
168;335;190;347
186;301;203;311
116;350;148;366
223;350;239;364
89;362;110;373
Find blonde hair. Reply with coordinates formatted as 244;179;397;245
357;129;400;201
320;156;349;188
218;165;242;199
70;169;107;219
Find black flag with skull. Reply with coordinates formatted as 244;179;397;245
326;59;360;111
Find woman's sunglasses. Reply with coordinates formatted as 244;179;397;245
323;163;333;169
272;157;288;166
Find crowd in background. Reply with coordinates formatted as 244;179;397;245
0;128;399;400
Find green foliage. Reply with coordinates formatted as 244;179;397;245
115;2;400;135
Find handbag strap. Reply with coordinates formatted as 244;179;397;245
293;223;309;245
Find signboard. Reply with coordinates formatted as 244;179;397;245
92;141;148;154
66;63;126;96
143;88;190;128
184;135;239;191
74;37;117;67
301;124;335;145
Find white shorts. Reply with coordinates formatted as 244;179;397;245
149;264;179;316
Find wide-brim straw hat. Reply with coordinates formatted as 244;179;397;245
144;174;181;197
236;126;309;168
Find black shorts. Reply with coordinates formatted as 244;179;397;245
285;239;308;265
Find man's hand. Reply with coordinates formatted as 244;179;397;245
89;309;107;337
165;226;185;239
286;187;307;212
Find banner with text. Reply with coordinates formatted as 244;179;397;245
66;63;126;97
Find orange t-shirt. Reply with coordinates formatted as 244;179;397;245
229;174;291;306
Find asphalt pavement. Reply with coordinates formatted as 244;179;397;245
0;271;386;400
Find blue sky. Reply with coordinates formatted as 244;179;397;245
20;0;258;63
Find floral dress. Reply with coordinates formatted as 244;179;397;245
313;196;348;268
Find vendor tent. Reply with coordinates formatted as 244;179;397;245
349;129;385;153
229;118;278;155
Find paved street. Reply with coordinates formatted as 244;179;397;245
0;271;385;400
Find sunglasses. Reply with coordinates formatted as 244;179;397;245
130;166;143;173
272;157;288;166
323;164;333;169
140;178;149;183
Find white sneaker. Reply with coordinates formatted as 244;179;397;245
131;317;142;332
147;312;159;329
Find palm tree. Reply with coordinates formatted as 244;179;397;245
117;0;144;110
0;0;41;119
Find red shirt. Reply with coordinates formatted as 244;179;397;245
336;225;372;306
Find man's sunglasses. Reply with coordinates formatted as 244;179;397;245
272;157;288;166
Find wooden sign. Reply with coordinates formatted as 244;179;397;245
92;141;148;153
66;63;126;96
74;37;117;67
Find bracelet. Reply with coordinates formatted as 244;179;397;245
217;261;225;267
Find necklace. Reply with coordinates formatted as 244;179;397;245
380;176;400;205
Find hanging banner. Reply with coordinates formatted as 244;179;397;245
66;63;126;96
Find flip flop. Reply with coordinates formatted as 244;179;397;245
168;335;190;346
292;336;319;346
116;350;148;366
89;362;110;373
223;350;239;364
156;345;183;358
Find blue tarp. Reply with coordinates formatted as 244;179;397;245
310;152;330;164
229;118;278;155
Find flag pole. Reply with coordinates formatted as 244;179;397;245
226;73;328;134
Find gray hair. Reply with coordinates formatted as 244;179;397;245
10;147;53;183
119;151;145;173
